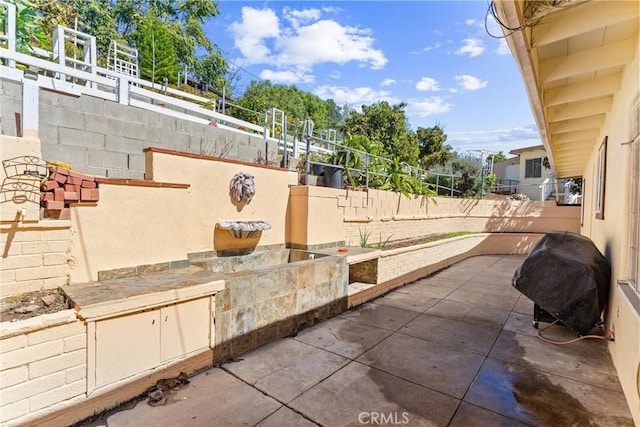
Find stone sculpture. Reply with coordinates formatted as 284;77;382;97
229;171;256;204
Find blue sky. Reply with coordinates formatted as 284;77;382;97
204;1;541;156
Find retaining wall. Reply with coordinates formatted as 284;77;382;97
1;79;278;179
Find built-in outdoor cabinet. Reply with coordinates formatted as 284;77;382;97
94;298;210;389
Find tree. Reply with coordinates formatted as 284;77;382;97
133;12;181;84
416;124;453;169
234;81;332;129
492;151;507;164
36;0;229;89
342;101;419;165
1;0;48;53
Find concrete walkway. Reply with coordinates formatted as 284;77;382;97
98;255;634;426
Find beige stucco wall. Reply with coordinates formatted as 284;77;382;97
579;39;639;425
288;186;579;248
146;150;298;254
68;183;189;283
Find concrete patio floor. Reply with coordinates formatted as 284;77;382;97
97;255;634;426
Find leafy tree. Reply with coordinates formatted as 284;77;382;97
1;0;48;53
342;101;419;165
234;81;333;129
491;151;507;164
35;0;228;89
133;11;181;83
416;123;454;169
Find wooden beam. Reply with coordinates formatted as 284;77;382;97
549;114;605;133
540;38;635;82
548;96;612;121
551;129;601;144
553;138;594;149
544;74;622;106
533;1;639;47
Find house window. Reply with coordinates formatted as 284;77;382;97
525;158;542;178
630;138;639;291
594;137;607;220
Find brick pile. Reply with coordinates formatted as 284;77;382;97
40;167;99;220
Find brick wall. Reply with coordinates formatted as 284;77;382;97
1;80;277;179
0;222;71;297
0;311;87;425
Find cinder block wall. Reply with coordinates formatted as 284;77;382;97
1;80;277;179
0;312;87;425
0;223;71;297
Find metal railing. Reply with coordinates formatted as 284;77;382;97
293;120;461;196
491;178;519;194
0;6;461;197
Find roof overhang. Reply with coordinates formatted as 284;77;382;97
492;0;639;178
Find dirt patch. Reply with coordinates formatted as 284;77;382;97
0;289;70;323
366;232;475;250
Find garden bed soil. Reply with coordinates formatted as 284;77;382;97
370;232;475;250
0;289;69;323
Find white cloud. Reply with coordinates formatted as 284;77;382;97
313;85;399;106
230;7;280;63
447;125;540;153
455;38;485;57
329;71;341;79
276;20;387;69
381;78;396;87
405;97;452;117
455;74;488;91
411;42;442;54
465;19;477;26
496;39;510;55
283;7;321;28
260;68;314;84
416;77;440;92
229;6;387;72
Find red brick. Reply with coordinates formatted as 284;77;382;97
68;170;94;182
41;192;54;201
51;172;67;184
44;208;70;220
81;180;97;189
66;175;83;185
53;187;65;201
64;191;79;201
80;188;99;202
64;184;80;193
50;166;70;176
41;180;58;191
44;200;65;210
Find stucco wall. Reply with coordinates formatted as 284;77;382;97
579;37;640;425
68;181;190;283
146;149;298;254
0;311;87;426
288;186;580;248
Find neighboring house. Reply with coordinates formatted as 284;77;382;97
495;0;639;423
493;145;552;200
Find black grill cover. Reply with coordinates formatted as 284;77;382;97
512;232;611;335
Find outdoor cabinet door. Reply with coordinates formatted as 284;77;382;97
160;298;210;362
95;309;161;388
